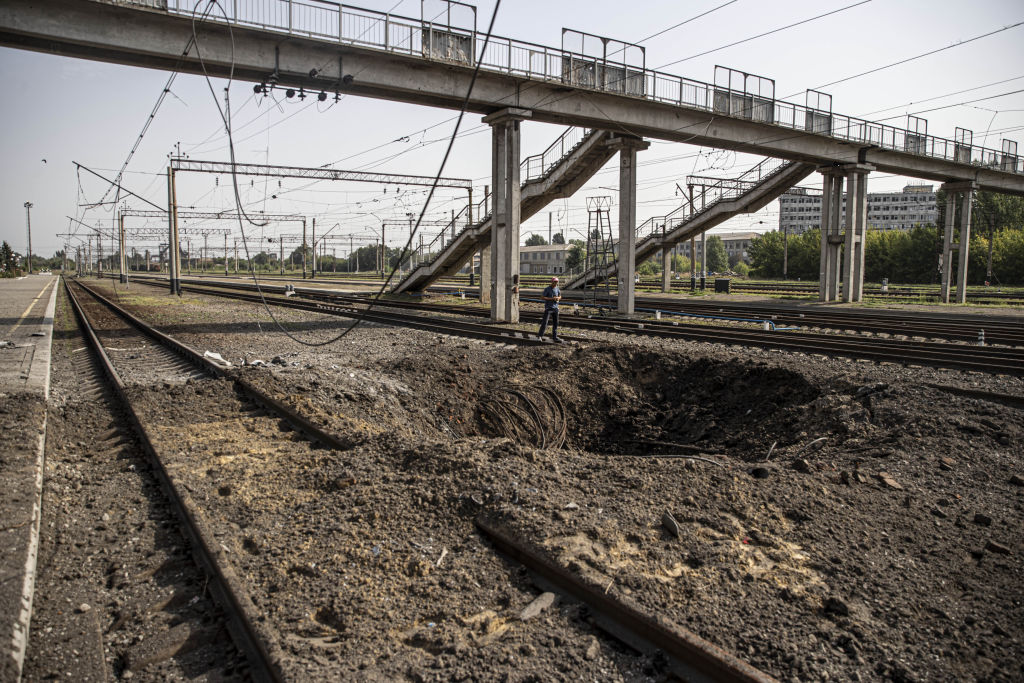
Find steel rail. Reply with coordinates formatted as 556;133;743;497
117;276;552;346
72;279;377;451
64;278;286;683
107;275;1024;373
476;517;778;683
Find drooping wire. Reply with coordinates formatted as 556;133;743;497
189;0;504;347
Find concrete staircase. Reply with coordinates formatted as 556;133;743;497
392;127;619;294
565;158;816;290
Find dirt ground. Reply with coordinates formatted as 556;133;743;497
55;278;1024;681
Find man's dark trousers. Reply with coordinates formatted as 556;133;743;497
538;308;559;338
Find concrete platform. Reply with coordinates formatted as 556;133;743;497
0;274;58;681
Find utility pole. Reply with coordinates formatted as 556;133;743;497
118;210;128;283
548;211;552;245
224;232;229;276
23;202;33;274
350;234;355;273
311;218;317;279
279;238;284;276
166;167;181;295
783;224;789;279
302;220;308;279
234;239;238;274
381;223;386;276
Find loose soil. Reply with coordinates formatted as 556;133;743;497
51;278;1024;681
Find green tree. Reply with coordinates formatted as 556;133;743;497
990;228;1024;284
551;232;565;245
747;230;784;278
637;259;661;276
0;241;17;277
670;254;691;274
566;244;585;271
705;235;728;272
733;261;750;277
525;233;547;246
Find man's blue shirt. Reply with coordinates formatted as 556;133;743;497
542;285;560;310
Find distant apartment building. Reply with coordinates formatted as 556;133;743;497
778;184;938;234
519;244;572;274
670;231;760;263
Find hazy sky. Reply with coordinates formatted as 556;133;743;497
1;0;1022;259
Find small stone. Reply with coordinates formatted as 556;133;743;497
122;672;133;680
985;540;1011;555
839;471;851;485
584;636;600;661
750;467;770;479
519;592;556;621
854;472;869;484
997;434;1010;445
1009;475;1024;487
791;458;812;473
563;502;579;511
823;597;850;617
930;507;947;519
661;511;680;538
877;472;903;490
939;457;954;472
101;512;110;523
77;603;91;613
973;513;993;527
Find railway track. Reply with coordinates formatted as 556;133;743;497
69;277;779;680
117;276;1024;376
64;280;282;681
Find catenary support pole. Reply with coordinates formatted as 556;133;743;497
166;168;181;294
118;212;127;283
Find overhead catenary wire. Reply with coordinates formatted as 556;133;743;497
190;0;504;347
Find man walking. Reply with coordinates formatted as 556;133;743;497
538;276;563;343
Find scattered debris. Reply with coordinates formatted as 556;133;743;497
519;592;557;621
0;340;14;349
750;467;771;479
791;458;812;473
203;351;231;366
973;513;993;527
764;440;778;461
794;436;827;456
877;472;903;490
985;540;1011;555
823;597;850;617
661;511;681;538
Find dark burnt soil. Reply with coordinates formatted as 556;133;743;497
23;287;245;681
76;278;1024;681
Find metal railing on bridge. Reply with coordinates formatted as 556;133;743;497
100;0;1023;178
397;126;589;274
636;156;793;245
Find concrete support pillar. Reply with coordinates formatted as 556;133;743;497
661;248;671;293
840;163;873;302
478;246;491;304
818;168;843;302
484;108;530;322
956;190;973;304
610;136;649;314
940;181;977;304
